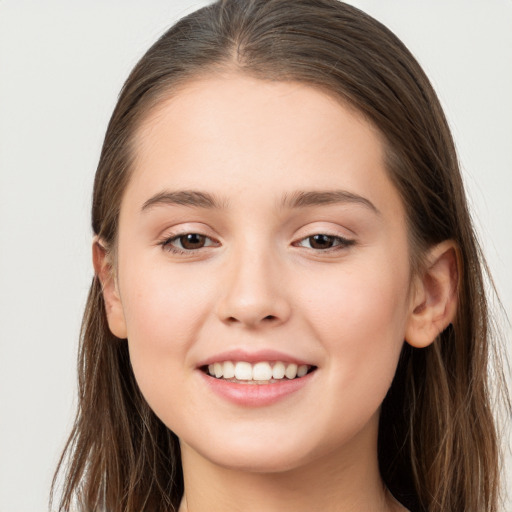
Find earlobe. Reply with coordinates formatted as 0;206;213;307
405;240;459;349
92;238;128;339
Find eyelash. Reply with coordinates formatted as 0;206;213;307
294;234;355;251
158;232;355;256
158;233;220;255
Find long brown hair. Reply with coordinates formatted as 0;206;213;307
51;1;509;511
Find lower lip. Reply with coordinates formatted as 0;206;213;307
198;370;316;407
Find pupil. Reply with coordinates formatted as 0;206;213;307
181;234;204;249
310;234;333;249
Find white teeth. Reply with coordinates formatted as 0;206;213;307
297;364;308;377
272;361;286;379
252;362;273;381
214;362;223;378
234;361;253;381
206;360;312;381
223;361;235;379
285;363;298;379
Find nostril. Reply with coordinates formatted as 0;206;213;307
225;314;277;324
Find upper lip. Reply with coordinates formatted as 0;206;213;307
196;348;314;368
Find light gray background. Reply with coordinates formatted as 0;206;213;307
0;1;511;511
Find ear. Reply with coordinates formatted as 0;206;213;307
405;240;459;348
92;238;128;339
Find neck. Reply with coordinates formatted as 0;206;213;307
178;414;404;512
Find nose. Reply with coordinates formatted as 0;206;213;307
215;244;292;329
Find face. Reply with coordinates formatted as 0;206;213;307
109;74;416;473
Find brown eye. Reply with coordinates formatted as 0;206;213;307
308;234;336;249
295;234;355;251
160;232;218;254
178;233;207;250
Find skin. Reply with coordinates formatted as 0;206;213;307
96;74;458;512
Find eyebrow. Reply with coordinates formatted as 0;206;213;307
141;190;229;211
141;189;379;214
279;190;380;214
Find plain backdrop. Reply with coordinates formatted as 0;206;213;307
0;1;511;511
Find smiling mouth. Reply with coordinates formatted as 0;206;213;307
201;361;317;384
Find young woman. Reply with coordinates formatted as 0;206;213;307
51;1;509;511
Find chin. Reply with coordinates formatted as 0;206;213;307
181;425;334;475
205;446;311;474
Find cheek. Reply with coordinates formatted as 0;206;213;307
306;252;409;336
301;254;410;415
120;251;215;343
117;258;215;412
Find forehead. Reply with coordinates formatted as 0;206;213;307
124;74;404;220
134;74;380;163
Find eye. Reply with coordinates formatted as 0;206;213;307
294;234;354;251
160;233;219;254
